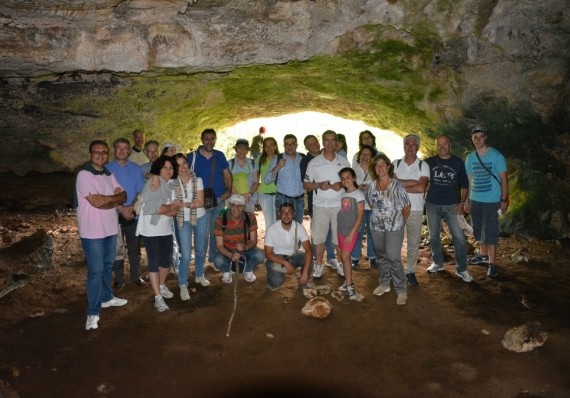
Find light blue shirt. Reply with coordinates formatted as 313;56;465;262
265;153;305;197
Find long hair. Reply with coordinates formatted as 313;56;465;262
259;137;280;166
369;153;394;180
338;167;358;188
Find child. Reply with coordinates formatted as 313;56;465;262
337;167;365;300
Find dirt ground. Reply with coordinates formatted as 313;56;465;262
1;208;570;398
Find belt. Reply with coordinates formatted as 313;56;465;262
277;192;304;200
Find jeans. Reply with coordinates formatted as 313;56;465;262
426;202;468;272
213;247;265;273
205;200;225;262
351;209;376;261
275;193;304;224
370;228;406;294
174;215;207;286
259;193;276;229
81;235;117;316
266;252;307;290
113;222;141;283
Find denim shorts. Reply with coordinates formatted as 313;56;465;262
141;235;173;272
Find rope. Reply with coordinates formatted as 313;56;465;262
225;254;247;338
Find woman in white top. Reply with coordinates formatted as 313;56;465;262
136;155;182;312
172;154;208;302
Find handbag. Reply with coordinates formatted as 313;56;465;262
191;151;218;209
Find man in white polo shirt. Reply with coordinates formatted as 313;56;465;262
304;130;350;279
394;134;430;287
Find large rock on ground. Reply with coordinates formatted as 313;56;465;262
0;229;54;275
302;296;332;319
502;322;548;353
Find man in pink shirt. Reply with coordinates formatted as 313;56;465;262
76;140;129;331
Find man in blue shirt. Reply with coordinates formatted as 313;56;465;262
188;128;233;262
106;138;147;288
425;135;472;282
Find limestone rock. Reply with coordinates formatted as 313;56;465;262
302;297;332;319
0;229;54;274
330;291;345;302
502;322;548;353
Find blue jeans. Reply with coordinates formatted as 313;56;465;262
351;209;376;261
266;252;306;290
259;193;277;229
205;200;225;262
174;215;207;286
81;235;117;316
275;193;304;224
213;247;265;273
426;202;468;272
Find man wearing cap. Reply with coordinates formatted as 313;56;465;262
265;134;305;224
228;138;259;213
464;125;508;278
129;129;149;165
425;135;473;283
213;194;264;284
264;202;313;291
393;134;430;287
187;128;233;263
250;126;265;159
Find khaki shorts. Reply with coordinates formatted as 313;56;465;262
311;205;340;245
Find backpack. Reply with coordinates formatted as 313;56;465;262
395;159;423;171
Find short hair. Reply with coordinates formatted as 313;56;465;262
322;130;337;141
113;138;130;149
435;134;452;145
132;129;144;137
278;202;295;212
283;134;297;143
150;155;178;179
369;153;394;180
403;134;421;146
144;140;160;151
357;145;376;163
359;130;376;148
303;134;318;146
201;128;216;140
89;140;108;153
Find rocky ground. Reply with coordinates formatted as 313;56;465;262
1;208;570;398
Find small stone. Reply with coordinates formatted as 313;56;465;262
28;308;44;318
302;288;317;299
330;291;344;301
265;332;274;339
302;296;332;319
314;285;331;295
481;329;491;335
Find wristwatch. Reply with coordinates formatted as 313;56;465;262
500;197;508;203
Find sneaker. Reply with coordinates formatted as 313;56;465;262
487;263;498;278
244;271;256;283
179;285;190;301
195;276;211;287
336;263;345;277
351;259;360;269
154;296;169;312
455;270;474;282
467;254;489;265
427;263;444;273
369;257;378;269
113;281;126;291
222;272;233;284
312;264;324;279
101;297;128;308
338;281;348;291
159;285;174;299
397;292;407;305
85;315;99;331
347;285;358;300
373;285;391;296
133;278;148;287
406;273;419;287
326;259;339;270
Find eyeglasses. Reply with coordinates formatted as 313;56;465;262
91;151;108;156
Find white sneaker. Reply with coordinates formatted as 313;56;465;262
179;285;190;301
326;259;339;270
427;263;444;273
338;281;348;291
222;272;233;284
244;272;256;283
397;292;407;305
85;315;99;330
195;276;211;287
455;270;474;283
373;285;391;296
154;296;169;312
101;297;128;308
336;263;345;277
312;264;324;279
159;284;174;299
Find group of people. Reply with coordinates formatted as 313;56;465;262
75;125;508;330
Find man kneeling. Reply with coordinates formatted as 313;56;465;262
264;203;313;290
213;194;264;284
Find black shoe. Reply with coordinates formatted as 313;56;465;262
133;278;148;287
467;255;489;265
113;281;126;291
351;259;360;269
142;275;151;283
487;263;498;278
406;273;419;287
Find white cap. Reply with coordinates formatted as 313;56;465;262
227;194;246;205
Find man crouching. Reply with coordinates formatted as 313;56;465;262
264;202;313;290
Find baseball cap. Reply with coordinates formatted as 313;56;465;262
227;194;246;205
470;125;487;134
234;138;249;148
